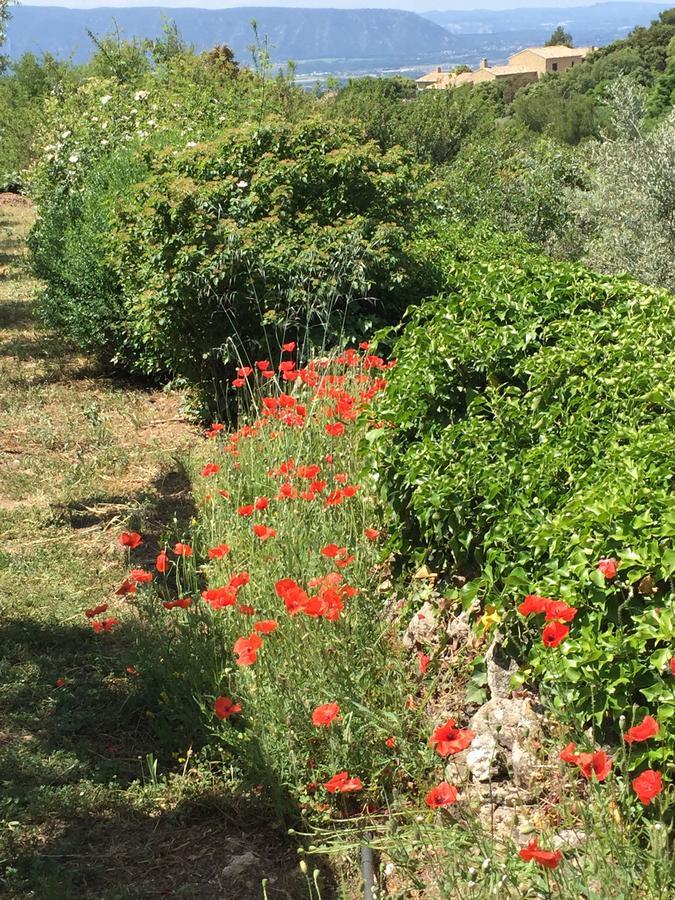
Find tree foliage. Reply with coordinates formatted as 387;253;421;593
546;25;573;48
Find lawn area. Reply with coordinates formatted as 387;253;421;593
0;197;306;899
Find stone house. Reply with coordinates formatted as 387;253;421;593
415;45;595;91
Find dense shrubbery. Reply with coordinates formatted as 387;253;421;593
27;48;316;370
371;227;675;748
114;119;428;408
437;127;585;247
332;77;504;164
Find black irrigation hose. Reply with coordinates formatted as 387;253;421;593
361;835;375;900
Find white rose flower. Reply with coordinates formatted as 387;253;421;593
68;154;79;163
236;180;248;188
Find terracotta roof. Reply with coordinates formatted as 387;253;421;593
517;45;594;59
416;69;444;83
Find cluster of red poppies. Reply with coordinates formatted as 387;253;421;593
559;713;663;806
518;593;578;647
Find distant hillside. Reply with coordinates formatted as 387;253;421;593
5;6;461;70
424;2;673;45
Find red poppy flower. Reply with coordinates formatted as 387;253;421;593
201;463;220;477
156;551;169;573
208;543;230;560
425;782;458;809
254;620;278;635
624;715;659;744
430;720;476;757
173;542;192;557
384;736;397;749
55;678;66;688
325;422;345;437
163;597;191;610
418;652;430;675
214;696;241;720
324;489;344;506
256;360;271;371
544;601;577;623
321;543;343;559
252;524;276;541
92;617;119;634
518;594;551;616
85;603;108;619
201;587;237;610
233;633;263;667
238;504;254;517
312;702;340;727
281;341;296;352
238;604;256;616
115;578;136;596
126;666;139;676
284;585;309;615
229;571;250;590
206;423;225;438
236;366;253;378
670;658;675;675
632;770;662;805
519;837;562;869
277;482;298;500
254;496;269;511
577;750;612;782
119;531;143;549
218;489;230;499
130;568;153;584
542;620;569;647
559;742;580;765
325;453;333;464
297;464;321;479
364;528;381;541
279;360;296;373
323;771;363;794
597;558;619;580
341;485;359;498
359;341;370;350
335;472;348;484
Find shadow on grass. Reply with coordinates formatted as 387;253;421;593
52;461;199;571
0;616;327;900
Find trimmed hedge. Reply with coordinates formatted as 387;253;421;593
371;227;675;752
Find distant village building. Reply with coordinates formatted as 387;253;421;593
415;45;595;91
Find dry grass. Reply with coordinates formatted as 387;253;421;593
0;197;307;899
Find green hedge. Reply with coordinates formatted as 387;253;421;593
370;227;675;753
113;119;429;407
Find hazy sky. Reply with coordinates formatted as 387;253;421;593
17;1;630;10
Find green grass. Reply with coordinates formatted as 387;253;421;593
0;198;307;899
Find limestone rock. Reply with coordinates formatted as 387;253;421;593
402;601;437;649
552;829;586;851
485;635;519;699
465;732;504;782
470;697;541;751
